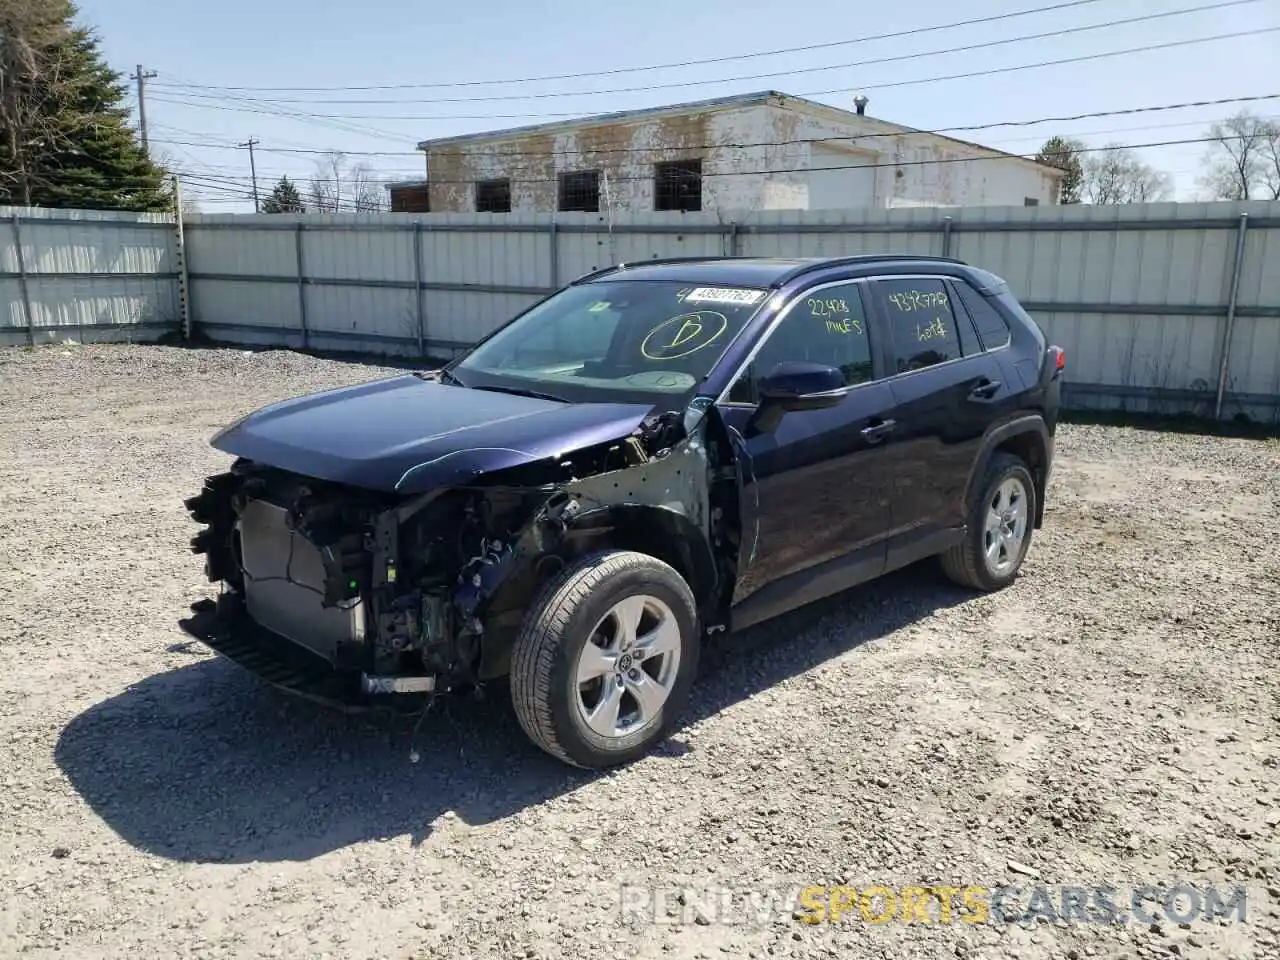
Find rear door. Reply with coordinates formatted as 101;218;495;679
864;275;1012;556
715;278;900;606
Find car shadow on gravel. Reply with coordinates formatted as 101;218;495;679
54;563;973;864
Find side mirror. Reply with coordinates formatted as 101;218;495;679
746;361;847;437
758;361;846;411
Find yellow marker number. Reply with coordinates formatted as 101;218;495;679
887;290;949;313
808;297;863;336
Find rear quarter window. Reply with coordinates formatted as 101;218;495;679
954;280;1012;350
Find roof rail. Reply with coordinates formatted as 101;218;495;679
772;253;967;286
570;256;730;285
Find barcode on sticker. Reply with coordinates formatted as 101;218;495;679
683;287;766;306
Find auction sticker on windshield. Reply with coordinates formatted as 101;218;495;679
681;287;766;306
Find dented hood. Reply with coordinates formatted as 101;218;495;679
210;374;655;493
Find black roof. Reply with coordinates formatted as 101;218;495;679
574;255;970;289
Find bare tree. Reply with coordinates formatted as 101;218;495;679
349;162;388;212
1197;111;1279;200
1082;145;1174;204
307;150;344;212
1262;125;1280;201
307;151;388;212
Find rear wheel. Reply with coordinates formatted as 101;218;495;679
940;452;1036;591
510;550;699;768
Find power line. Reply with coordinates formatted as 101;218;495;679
146;27;1279;123
161;134;1257;192
65;128;1251;211
149;1;1262;106
183;115;1266;184
140;93;1280;161
142;0;1119;92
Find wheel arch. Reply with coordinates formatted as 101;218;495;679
475;503;717;680
964;415;1052;529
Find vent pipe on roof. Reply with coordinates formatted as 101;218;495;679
853;94;869;116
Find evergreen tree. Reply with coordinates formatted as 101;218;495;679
261;175;305;213
0;0;169;211
1035;136;1085;205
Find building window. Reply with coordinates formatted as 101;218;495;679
654;159;702;212
558;170;600;212
1023;197;1040;206
475;178;511;213
389;184;430;213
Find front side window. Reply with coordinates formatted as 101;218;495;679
874;277;963;373
727;282;873;403
451;280;768;404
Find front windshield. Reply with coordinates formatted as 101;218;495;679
449;279;769;404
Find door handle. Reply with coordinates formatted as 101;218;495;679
861;419;897;443
968;379;1002;401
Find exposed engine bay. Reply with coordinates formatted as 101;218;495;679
183;405;743;705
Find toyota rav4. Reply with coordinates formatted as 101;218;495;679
182;254;1064;768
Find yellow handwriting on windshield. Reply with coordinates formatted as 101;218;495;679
641;311;729;361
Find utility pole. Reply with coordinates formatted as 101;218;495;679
239;138;261;212
130;64;158;153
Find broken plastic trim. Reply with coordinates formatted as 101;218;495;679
361;674;437;695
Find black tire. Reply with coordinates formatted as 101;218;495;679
509;549;699;769
940;452;1037;592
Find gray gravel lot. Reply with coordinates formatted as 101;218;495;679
1;343;1278;960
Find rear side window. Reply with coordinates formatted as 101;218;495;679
955;280;1012;350
874;277;963;373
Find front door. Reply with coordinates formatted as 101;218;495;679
715;279;903;611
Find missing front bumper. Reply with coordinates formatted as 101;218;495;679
179;595;434;713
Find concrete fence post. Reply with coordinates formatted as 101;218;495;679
11;214;35;346
1213;212;1250;420
172;174;193;340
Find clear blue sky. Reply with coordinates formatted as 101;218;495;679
81;0;1278;210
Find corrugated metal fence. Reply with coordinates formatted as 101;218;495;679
0;206;182;347
3;201;1278;422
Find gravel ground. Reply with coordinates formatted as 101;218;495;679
1;343;1278;960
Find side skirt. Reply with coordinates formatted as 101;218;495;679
728;525;966;632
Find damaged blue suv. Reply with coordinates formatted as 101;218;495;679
182;254;1065;768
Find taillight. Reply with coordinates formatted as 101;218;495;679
1047;346;1065;376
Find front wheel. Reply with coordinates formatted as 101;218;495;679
510;550;699;768
940;452;1036;592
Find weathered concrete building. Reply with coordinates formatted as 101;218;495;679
389;91;1063;215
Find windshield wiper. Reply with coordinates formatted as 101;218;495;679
468;383;568;404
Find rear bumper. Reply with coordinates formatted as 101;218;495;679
179;594;422;713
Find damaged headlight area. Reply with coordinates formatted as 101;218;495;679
180;408;740;707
